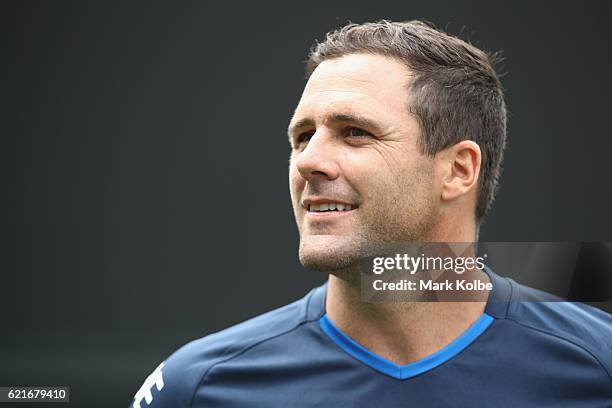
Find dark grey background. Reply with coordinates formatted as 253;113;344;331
4;1;612;406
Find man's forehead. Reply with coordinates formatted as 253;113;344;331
293;54;412;124
306;54;410;92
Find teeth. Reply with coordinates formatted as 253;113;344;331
308;203;355;212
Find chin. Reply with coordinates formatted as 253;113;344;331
298;236;361;272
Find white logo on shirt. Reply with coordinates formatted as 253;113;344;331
133;362;165;408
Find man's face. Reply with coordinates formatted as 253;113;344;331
288;54;440;272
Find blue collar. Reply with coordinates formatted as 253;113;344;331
316;265;505;380
319;312;493;380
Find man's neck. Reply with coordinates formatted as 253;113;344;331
324;262;489;366
323;212;487;365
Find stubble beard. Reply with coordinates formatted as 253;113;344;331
298;184;438;277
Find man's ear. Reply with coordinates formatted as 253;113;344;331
439;140;481;202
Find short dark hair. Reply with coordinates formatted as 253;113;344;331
306;20;507;222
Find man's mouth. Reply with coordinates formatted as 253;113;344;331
308;203;354;212
302;199;359;214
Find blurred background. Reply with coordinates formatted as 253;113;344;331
4;1;612;406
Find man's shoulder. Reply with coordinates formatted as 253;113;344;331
130;284;326;408
503;277;612;380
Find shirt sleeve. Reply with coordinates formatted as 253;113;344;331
129;340;209;408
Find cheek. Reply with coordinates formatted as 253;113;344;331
347;155;400;201
288;165;304;200
365;161;434;213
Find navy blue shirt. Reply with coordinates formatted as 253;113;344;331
131;267;612;407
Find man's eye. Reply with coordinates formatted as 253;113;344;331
297;132;314;144
347;127;372;138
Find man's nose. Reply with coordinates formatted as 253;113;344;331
295;131;340;181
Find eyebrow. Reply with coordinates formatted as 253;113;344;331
287;113;383;139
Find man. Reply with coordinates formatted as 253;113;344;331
131;20;612;407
